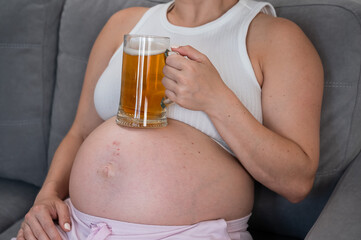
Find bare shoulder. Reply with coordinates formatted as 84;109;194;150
249;13;321;66
248;13;323;86
252;13;305;37
104;7;149;47
110;7;149;28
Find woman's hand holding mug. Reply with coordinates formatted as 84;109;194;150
162;45;229;113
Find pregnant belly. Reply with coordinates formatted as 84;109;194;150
69;117;253;225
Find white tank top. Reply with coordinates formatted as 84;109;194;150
94;0;276;153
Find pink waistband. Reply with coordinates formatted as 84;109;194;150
64;198;251;240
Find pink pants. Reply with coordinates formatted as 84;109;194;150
56;198;252;240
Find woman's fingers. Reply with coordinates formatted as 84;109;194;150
35;212;62;240
172;45;206;62
19;202;65;240
24;210;55;240
23;218;50;240
16;227;25;240
55;201;72;232
163;64;180;81
165;53;189;70
22;223;38;240
162;64;182;98
165;89;177;102
162;76;178;97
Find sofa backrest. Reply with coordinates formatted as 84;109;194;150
0;0;65;187
250;0;361;238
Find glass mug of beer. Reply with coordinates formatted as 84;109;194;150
116;34;171;128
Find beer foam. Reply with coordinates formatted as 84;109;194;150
124;47;166;56
125;37;168;56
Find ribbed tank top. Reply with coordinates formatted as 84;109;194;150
94;0;276;153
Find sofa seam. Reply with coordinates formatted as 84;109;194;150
41;0;48;172
316;168;344;177
58;50;89;63
0;119;40;127
0;43;42;49
343;45;361;169
47;0;66;168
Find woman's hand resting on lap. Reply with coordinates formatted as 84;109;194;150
16;192;71;240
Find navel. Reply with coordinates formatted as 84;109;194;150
98;162;116;178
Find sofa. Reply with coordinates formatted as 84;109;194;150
0;0;360;239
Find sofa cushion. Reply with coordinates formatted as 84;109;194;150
0;178;39;233
250;229;300;240
0;218;23;240
250;0;361;238
48;0;171;162
0;0;65;187
305;152;361;240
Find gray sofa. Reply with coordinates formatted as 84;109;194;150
0;0;360;239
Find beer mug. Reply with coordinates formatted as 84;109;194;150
116;34;171;128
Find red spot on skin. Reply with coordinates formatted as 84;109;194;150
112;151;121;157
110;141;121;158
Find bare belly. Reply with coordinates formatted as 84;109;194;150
69;117;254;225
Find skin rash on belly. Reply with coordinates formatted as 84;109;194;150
69;117;254;225
97;140;120;178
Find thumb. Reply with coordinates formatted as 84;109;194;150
55;202;72;232
172;45;205;63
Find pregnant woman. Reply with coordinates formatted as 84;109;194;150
17;0;323;239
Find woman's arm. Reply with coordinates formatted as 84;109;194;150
162;15;323;203
17;7;148;240
207;15;324;203
40;10;126;201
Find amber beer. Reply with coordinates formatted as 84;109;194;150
120;49;166;119
116;35;170;128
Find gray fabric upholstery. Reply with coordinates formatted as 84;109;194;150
250;230;300;240
48;0;172;163
0;218;23;240
0;0;65;187
0;178;38;233
306;152;361;239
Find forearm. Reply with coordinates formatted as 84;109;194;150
38;131;84;201
206;91;317;202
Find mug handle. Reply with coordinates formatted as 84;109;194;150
163;48;189;106
161;49;180;107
